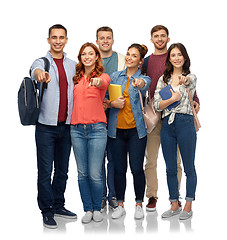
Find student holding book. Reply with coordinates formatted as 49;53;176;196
153;43;197;220
107;44;151;220
142;25;200;212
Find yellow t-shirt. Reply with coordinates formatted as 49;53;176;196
117;78;136;129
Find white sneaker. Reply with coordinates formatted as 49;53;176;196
82;211;93;224
134;205;144;219
111;206;126;219
93;211;103;222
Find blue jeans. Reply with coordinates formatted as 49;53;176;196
102;139;116;201
102;109;116;201
35;122;71;217
161;114;197;202
108;128;147;202
70;123;107;212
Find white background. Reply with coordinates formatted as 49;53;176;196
1;0;226;239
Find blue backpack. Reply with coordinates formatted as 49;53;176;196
18;57;50;126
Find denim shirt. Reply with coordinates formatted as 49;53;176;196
107;68;151;139
31;51;76;126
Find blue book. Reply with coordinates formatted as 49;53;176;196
159;85;180;111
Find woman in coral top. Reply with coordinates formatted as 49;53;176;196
107;44;151;220
70;42;110;224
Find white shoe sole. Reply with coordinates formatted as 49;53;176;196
111;210;126;219
146;207;156;212
55;214;77;219
43;223;58;229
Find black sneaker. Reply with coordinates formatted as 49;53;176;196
55;207;77;219
109;197;118;210
43;215;57;229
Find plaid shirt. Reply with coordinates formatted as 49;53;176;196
153;74;197;124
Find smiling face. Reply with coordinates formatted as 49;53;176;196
96;31;114;54
169;47;185;70
151;29;170;51
125;47;142;69
80;46;98;68
47;28;68;57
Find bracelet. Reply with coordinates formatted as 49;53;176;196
109;101;113;108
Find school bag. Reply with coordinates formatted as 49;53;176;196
18;57;50;126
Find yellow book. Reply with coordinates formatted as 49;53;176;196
108;84;122;101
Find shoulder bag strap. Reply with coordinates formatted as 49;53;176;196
186;88;201;130
138;90;144;114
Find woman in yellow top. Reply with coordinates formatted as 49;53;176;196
107;44;151;220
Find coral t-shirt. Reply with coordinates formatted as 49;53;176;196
71;73;110;125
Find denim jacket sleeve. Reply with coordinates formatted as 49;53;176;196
133;74;151;96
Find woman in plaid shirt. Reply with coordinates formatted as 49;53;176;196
153;43;197;220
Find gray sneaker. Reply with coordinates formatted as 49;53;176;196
134;205;144;219
101;198;107;212
93;211;103;222
111;206;126;219
82;211;93;224
109;197;118;210
161;208;181;219
179;210;193;220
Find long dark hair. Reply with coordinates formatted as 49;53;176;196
163;43;191;84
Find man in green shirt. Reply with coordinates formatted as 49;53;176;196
96;26;125;212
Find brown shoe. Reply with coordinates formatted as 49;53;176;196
146;197;157;212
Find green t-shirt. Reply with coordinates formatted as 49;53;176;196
103;51;118;76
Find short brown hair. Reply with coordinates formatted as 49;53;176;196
151;25;169;37
96;26;113;40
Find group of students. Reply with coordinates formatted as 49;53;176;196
31;24;200;229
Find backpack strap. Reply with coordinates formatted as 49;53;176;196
39;57;50;102
29;57;50;102
40;57;50;72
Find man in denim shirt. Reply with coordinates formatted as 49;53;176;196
31;24;77;229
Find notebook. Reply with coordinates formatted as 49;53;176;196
159;85;180;111
108;84;122;101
